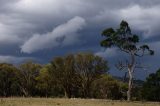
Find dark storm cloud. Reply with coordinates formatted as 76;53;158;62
0;0;160;77
1;0;160;47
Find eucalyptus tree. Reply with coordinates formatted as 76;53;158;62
19;61;42;96
36;64;53;97
51;54;76;98
74;53;108;97
91;75;125;99
50;53;108;98
100;21;154;101
0;63;20;96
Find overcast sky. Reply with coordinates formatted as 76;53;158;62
0;0;160;79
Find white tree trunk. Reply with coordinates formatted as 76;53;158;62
127;68;133;101
127;53;135;101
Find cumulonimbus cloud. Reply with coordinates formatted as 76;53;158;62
20;16;86;53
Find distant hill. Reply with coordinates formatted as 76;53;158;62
113;76;144;87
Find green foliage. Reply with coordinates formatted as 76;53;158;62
91;74;127;100
142;69;160;101
0;54;109;98
49;53;109;98
36;64;63;97
101;20;154;56
0;63;21;96
50;54;78;98
18;61;42;97
0;53;158;101
74;53;109;97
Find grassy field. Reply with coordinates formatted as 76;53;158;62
0;98;160;106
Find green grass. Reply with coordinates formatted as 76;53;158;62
0;98;160;106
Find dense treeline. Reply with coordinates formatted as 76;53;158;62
0;53;159;101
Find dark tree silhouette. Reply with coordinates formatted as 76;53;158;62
142;69;160;101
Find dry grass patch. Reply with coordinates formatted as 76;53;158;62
0;98;160;106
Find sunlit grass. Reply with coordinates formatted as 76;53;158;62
0;98;160;106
